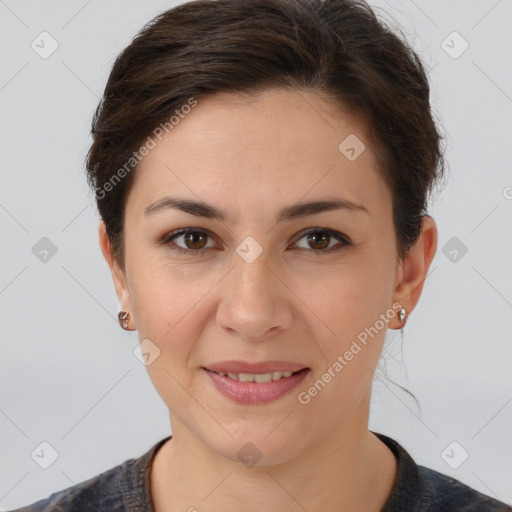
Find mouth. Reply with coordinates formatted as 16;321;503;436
204;367;309;383
203;360;309;375
202;362;310;405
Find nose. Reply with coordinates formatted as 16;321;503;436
216;249;294;342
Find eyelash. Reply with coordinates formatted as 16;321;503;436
161;228;352;256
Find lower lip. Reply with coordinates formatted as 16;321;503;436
203;368;310;405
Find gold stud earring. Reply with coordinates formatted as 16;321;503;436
118;311;131;330
399;307;407;328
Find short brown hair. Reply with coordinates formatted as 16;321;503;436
85;0;446;265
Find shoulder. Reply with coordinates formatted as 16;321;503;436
416;464;512;511
373;431;511;512
6;437;170;512
7;461;128;512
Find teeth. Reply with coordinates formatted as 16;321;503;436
216;370;295;382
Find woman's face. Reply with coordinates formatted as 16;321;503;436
102;88;430;465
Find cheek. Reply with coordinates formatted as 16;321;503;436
312;260;391;332
127;251;226;358
304;257;394;380
298;278;390;419
127;261;217;408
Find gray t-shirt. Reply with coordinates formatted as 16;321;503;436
8;432;511;511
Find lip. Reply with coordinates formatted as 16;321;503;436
202;366;310;405
203;360;309;374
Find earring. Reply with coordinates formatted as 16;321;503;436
118;311;131;330
399;307;407;328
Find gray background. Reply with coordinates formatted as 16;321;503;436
1;0;511;508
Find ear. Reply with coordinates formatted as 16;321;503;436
98;220;134;325
390;215;438;329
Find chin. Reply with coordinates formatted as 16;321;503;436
204;427;304;468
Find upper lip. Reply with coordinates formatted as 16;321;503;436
203;360;309;374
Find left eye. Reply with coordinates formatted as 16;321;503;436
292;228;351;254
162;228;350;255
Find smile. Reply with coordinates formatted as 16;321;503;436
203;367;310;404
211;370;297;382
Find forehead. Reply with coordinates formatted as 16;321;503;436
127;88;390;220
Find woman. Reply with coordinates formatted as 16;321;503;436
10;0;511;510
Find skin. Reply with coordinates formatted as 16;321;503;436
99;87;437;511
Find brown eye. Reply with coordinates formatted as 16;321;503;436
183;231;208;250
307;231;330;250
292;228;351;255
162;227;350;257
162;229;216;254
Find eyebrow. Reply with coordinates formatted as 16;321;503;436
144;195;369;223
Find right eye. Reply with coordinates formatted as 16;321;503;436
161;228;218;255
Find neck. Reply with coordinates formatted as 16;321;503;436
150;405;397;511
